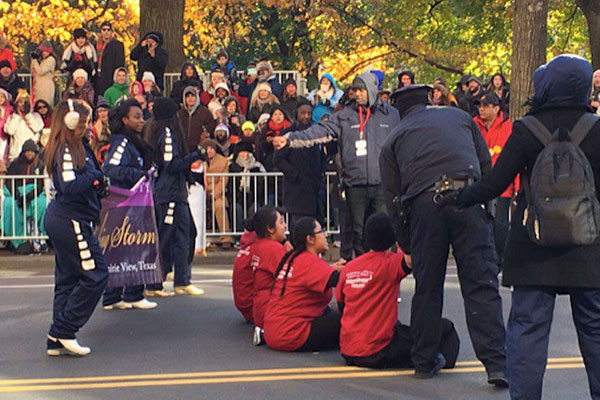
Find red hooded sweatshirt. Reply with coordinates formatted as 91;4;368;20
232;230;258;322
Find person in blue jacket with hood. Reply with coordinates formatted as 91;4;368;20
101;98;158;310
449;54;600;399
43;99;109;356
307;73;344;123
212;49;239;91
145;97;207;297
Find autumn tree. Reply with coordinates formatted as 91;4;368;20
139;0;185;72
575;0;600;70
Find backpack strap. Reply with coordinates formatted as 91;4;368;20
519;116;555;146
569;113;600;146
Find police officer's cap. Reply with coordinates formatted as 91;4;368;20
390;84;432;107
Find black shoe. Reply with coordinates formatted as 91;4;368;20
414;353;446;379
488;371;509;388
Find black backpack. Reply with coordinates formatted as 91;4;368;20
520;113;600;246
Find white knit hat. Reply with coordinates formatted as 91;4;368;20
142;71;156;84
72;68;88;81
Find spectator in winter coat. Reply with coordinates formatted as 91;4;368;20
430;84;453;107
453;74;470;106
0;88;13;164
3;139;47;254
131;31;168;91
487;73;510;115
258;105;290;171
307;73;343;123
255;60;282;97
0;33;17;71
129;80;143;98
0;60;26;101
398;70;415;88
31;41;57;106
239;63;258;113
5;91;43;163
103;67;129;106
212;49;239;91
170;62;204;102
92;97;111;161
434;77;458;106
178;86;216;151
214;123;232;157
220;96;245;139
60;28;97;82
200;70;226;106
248;82;280;123
34;100;52;128
274;102;325;229
240;120;258;151
96;21;125;96
279;78;307;122
473;93;516;262
459;76;486;117
590;69;600;114
203;139;232;248
207;82;231;119
63;68;95;107
141;71;160;104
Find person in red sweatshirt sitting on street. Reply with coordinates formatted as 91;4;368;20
474;93;518;263
337;212;460;373
232;224;258;323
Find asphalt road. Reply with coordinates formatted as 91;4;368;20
0;251;593;400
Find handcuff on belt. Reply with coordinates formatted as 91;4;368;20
431;175;473;205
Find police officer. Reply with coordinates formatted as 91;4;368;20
43;99;108;356
273;71;400;258
379;85;507;385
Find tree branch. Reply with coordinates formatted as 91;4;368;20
339;50;394;81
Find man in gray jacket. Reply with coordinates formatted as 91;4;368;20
274;71;400;258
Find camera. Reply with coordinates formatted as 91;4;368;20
30;49;42;60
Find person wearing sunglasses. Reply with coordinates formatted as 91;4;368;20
96;21;125;97
34;99;52;128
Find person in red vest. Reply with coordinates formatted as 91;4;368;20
474;93;518;263
336;212;460;372
264;217;346;352
232;225;258;323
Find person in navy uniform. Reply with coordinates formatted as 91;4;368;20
101;98;157;310
379;85;507;385
145;97;207;296
43;99;109;356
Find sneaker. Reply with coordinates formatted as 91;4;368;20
144;289;174;297
253;327;264;346
414;353;446;379
488;371;509;388
174;284;204;296
127;299;158;310
103;301;133;310
47;335;90;356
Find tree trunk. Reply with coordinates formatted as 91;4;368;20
139;0;185;72
510;0;548;119
575;0;600;71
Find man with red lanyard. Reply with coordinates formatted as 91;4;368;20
474;93;518;263
337;212;460;371
264;218;346;352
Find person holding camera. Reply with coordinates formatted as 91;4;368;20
43;100;109;356
131;32;168;92
30;41;57;106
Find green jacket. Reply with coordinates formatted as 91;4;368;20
103;83;129;106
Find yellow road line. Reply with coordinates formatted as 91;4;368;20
0;361;585;393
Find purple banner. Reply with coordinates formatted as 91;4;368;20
96;180;163;289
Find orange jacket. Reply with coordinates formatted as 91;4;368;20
474;112;519;198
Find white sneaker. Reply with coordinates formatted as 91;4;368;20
47;335;90;356
127;299;158;310
103;301;133;310
253;327;264;346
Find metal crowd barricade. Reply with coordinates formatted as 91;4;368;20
202;171;339;241
19;69;307;103
0;175;50;241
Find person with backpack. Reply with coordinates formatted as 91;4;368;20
444;54;600;400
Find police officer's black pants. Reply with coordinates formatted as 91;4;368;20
148;202;194;289
408;192;506;373
507;286;600;400
44;214;108;339
345;185;386;258
343;319;460;369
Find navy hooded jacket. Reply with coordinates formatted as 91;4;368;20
103;133;145;189
532;54;592;107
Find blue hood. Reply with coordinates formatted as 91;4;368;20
320;73;338;91
533;54;592;106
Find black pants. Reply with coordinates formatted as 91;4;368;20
296;306;341;352
409;192;506;373
493;197;511;264
343;318;460;369
345;185;386;258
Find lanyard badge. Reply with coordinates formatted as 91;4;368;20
356;106;371;157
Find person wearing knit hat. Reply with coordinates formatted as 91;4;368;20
241;120;255;135
141;71;160;104
255;60;282;96
152;96;180;121
5;90;44;163
0;59;27;101
61;29;97;81
248;82;280;124
458;75;486;116
131;31;168;91
64;68;95;107
279;77;307;123
103;67;129;107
